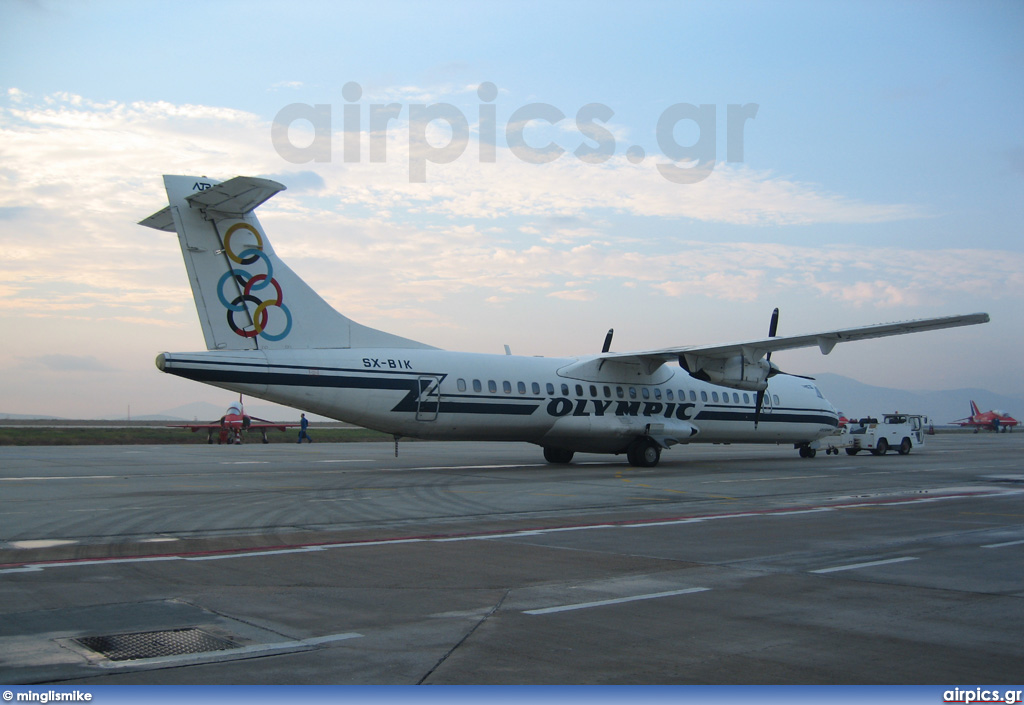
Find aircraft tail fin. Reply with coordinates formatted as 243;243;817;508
141;175;434;352
970;400;981;418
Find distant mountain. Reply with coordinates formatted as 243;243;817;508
0;413;66;420
810;373;1024;425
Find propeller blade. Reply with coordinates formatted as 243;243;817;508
766;307;779;362
602;328;614;353
756;308;779;428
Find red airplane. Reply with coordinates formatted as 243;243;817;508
172;399;298;444
951;401;1018;433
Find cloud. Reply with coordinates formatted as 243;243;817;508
0;87;1019;335
30;354;114;372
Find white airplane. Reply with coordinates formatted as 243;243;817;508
141;175;989;466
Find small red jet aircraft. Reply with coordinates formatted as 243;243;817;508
951;401;1018;433
173;400;298;444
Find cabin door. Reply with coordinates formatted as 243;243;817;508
416;376;441;421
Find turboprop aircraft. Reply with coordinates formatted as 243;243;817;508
141;175;990;466
170;398;298;444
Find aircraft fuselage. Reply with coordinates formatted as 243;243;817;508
157;348;839;455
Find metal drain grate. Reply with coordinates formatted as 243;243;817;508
76;628;239;661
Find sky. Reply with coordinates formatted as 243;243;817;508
1;0;1022;418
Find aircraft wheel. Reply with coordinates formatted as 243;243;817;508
798;445;817;458
543;447;574;464
872;438;888;456
898;438;912;455
627;438;661;467
846;448;859;455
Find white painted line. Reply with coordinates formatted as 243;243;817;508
411;464;545;471
9;539;78;549
525;587;710;615
811;556;918;574
186;546;324;561
981;539;1024;549
1;476;117;481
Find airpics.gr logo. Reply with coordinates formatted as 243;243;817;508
216;223;293;341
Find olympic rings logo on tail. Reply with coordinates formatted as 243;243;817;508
216;223;293;341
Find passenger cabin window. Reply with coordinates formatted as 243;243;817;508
629;387;637;399
532;382;540;395
561;383;570;396
473;379;482;393
733;393;740;404
666;389;674;401
773;394;780;405
712;392;719;402
604;386;612;398
517;381;526;394
701;391;708;402
641;388;650;399
576;384;584;396
546;382;555;395
743;393;750;404
503;381;512;394
654;388;662;400
590;385;598;397
689;390;697;402
457;379;467;392
616;387;624;398
488;380;497;393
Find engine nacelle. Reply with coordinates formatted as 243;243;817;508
679;353;774;391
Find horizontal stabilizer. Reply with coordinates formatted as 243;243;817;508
138;206;176;232
186;176;286;219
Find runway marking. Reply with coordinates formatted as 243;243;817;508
2;489;1018;575
981;539;1024;549
711;474;833;483
524;587;710;615
1;476;117;481
9;539;77;549
811;556;918;574
411;464;546;471
314;459;368;463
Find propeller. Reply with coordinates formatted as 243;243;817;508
754;308;779;429
754;308;816;428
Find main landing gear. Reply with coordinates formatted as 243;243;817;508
626;438;661;468
543;447;575;464
542;437;664;468
797;443;817;458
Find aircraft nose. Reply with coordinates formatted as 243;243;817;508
155;353;167;372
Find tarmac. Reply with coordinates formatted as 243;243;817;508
1;433;1022;684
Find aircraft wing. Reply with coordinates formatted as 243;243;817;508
598;313;990;374
169;423;298;431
